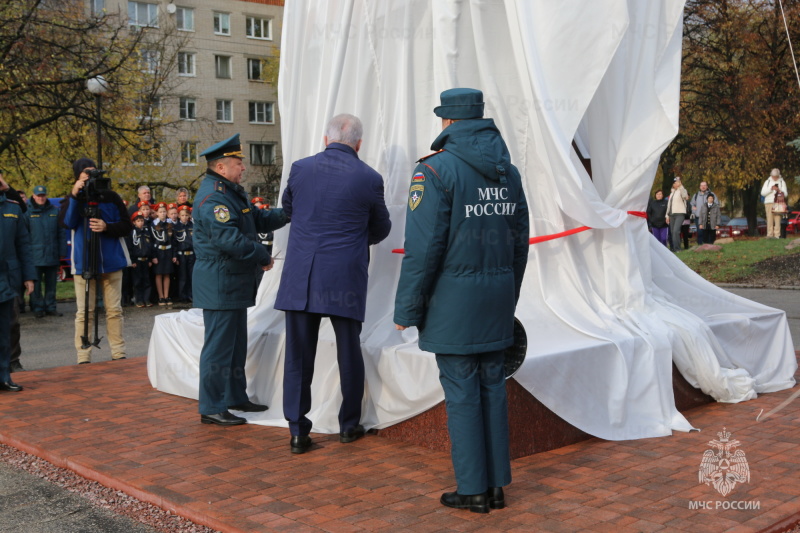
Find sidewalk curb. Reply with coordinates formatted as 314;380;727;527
716;283;800;290
0;432;247;533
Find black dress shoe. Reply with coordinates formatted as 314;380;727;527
488;487;505;509
228;401;268;412
45;311;63;317
440;491;489;514
200;411;247;426
339;424;366;443
0;381;23;392
290;435;312;454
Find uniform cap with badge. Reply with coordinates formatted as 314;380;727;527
200;133;245;162
433;88;485;120
33;185;47;196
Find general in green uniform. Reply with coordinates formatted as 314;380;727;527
193;134;289;426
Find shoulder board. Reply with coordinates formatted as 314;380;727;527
416;149;444;163
6;199;19;205
215;181;227;194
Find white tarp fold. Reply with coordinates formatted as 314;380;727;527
148;0;796;441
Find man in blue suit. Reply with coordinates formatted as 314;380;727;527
275;114;391;454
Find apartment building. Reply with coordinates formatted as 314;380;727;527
91;0;283;200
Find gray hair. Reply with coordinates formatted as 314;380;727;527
325;114;363;147
177;187;189;194
138;185;151;193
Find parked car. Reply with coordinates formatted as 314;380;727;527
786;211;800;234
689;215;731;238
724;217;767;237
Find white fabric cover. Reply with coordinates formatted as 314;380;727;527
148;0;797;440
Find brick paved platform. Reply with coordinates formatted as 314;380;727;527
0;356;798;533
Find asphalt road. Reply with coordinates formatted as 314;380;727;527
0;461;157;533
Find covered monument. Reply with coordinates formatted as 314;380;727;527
148;0;797;441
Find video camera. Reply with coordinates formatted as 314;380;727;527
76;168;111;202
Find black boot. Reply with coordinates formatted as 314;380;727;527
488;487;505;509
440;491;489;513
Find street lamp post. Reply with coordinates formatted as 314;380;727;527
86;76;110;168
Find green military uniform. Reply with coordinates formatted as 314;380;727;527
193;134;288;422
0;191;35;389
394;89;529;512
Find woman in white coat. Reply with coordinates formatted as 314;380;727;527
761;168;789;238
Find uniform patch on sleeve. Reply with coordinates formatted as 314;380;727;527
409;184;424;211
411;172;425;182
213;205;231;222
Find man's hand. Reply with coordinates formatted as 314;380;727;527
665;216;670;224
71;171;92;197
262;256;275;272
89;218;106;233
395;324;408;331
24;280;34;295
152;258;158;265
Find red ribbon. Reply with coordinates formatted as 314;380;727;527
392;210;646;254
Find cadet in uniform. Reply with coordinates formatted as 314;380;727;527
126;211;155;307
193;134;289;426
394;89;530;513
0;175;35;391
173;205;195;303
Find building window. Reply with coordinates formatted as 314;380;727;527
216;100;233;122
180;142;198;166
128;1;158;28
213;12;230;35
247;58;266;81
177;52;195;76
137;96;161;120
215;55;231;79
248;101;274;124
246;16;272;40
176;6;194;31
250;143;275;166
91;0;105;16
179;97;196;120
140;49;160;73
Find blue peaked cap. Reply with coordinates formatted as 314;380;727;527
200;133;245;162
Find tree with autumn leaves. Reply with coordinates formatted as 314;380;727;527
0;0;188;198
661;0;800;235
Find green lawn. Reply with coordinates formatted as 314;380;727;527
57;280;76;301
675;236;800;283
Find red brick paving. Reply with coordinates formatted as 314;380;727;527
0;356;798;533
